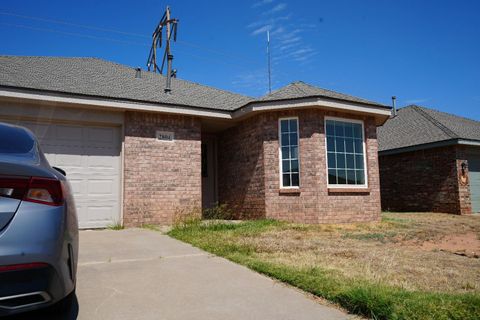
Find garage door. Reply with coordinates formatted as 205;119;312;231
469;153;480;213
14;121;122;228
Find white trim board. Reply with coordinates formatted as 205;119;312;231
0;87;391;123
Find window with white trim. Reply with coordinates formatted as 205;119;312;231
279;118;300;188
325;118;367;186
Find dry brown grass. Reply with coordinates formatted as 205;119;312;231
240;213;480;293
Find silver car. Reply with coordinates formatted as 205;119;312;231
0;122;78;316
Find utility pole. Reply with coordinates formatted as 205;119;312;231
147;6;178;93
267;30;272;94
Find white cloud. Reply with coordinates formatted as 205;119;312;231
252;0;274;8
270;3;287;13
251;25;271;36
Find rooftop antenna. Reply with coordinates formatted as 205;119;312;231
147;6;179;93
391;96;397;117
267;30;272;94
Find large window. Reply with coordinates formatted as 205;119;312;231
325;118;367;187
279;118;300;188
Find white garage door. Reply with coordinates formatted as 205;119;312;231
15;121;122;229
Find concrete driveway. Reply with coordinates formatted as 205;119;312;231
8;229;349;320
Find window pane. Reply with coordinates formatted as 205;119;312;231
283;174;291;187
281;133;290;146
336;153;345;169
356;170;365;185
335;122;344;137
290;146;298;159
354;139;363;154
337;169;347;184
327;152;336;169
346;154;355;169
344;123;353;137
355;155;364;169
291;173;299;187
326;121;335;136
353;123;362;137
290;133;298;146
325;119;366;186
282;160;290;173
281;120;289;133
281;147;290;159
327;137;335;152
347;170;356;184
290;119;297;132
291;160;299;172
345;138;354;153
328;169;337;184
336;137;345;152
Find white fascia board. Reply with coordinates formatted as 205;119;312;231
0;88;232;119
233;97;392;119
458;139;480;147
0;88;391;122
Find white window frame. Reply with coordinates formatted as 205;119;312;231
278;117;300;189
324;116;368;189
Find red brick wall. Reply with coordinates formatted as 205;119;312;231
217;109;381;223
217;115;266;219
123;112;201;226
379;145;472;214
263;110;381;223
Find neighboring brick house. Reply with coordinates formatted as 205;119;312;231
0;56;391;228
378;105;480;215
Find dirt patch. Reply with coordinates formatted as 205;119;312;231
414;232;480;258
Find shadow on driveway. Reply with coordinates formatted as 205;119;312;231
5;293;79;320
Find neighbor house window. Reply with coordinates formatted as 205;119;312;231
325;118;367;187
279;118;300;188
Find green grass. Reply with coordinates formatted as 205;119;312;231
107;222;124;230
168;219;480;320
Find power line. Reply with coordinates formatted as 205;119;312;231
0;11;260;66
0;22;260;71
0;22;150;47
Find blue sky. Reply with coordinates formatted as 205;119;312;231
1;0;479;120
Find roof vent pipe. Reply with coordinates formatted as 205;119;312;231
135;67;142;79
391;96;397;117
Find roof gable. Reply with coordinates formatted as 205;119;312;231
259;81;386;107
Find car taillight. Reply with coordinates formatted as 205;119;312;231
0;176;64;206
0;262;48;273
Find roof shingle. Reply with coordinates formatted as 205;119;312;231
259;81;386;107
0;56;388;112
378;105;480;152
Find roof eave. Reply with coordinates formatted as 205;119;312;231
234;95;391;125
379;138;480;156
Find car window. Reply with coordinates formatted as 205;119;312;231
0;125;35;154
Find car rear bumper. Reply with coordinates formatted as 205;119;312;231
0;264;67;316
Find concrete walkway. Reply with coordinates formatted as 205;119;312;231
10;229;350;320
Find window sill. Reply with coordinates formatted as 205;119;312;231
328;188;370;194
279;188;301;194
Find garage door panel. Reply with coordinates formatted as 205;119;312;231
11;120;122;228
468;154;480;213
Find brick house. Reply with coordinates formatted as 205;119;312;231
378;105;480;215
0;56;391;228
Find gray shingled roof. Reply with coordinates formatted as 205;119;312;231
259;81;387;107
0;56;387;112
0;56;253;111
378;105;480;152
